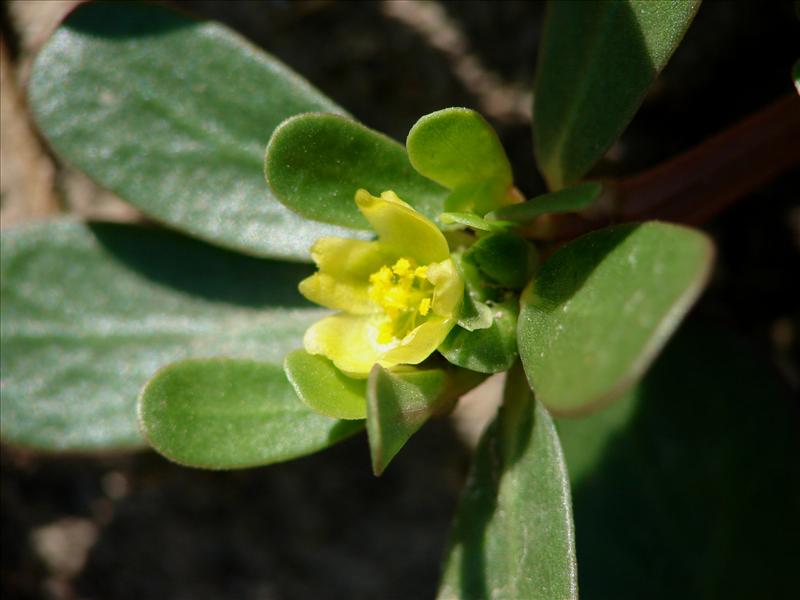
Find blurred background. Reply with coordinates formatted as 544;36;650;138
1;1;798;599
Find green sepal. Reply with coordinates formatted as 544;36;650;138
466;231;539;290
439;297;519;374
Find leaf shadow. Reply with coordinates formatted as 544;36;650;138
64;1;200;39
88;222;314;309
561;320;800;598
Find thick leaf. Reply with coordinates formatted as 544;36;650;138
0;220;323;451
534;1;700;188
557;321;800;598
139;358;362;469
366;365;449;476
488;182;602;223
466;232;538;290
518;222;713;415
284;350;367;420
407;108;512;188
28;1;357;261
265;113;447;229
440;298;519;374
438;363;577;599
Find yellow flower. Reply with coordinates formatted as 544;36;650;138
298;189;463;376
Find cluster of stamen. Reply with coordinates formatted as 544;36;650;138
368;257;434;343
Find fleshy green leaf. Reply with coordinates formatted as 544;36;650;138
466;231;539;290
534;1;700;188
488;181;602;223
439;212;498;232
139;358;362;469
440;298;519;374
28;1;357;261
0;220;322;451
557;321;800;598
408;108;514;214
265;113;447;229
518;222;713;415
366;365;450;476
438;363;577;599
284;350;367;420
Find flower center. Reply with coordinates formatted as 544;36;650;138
368;257;434;344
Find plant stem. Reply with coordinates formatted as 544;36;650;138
534;93;800;241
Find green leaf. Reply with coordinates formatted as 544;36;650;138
28;1;357;261
438;363;577;599
284;350;367;420
407;108;512;187
534;1;700;188
488;182;602;223
466;231;539;290
265;113;447;229
408;108;513;214
366;365;449;476
518;222;713;415
139;358;362;469
439;212;497;232
557;321;800;598
0;220;322;451
440;298;519;374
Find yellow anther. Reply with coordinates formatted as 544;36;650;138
367;256;435;342
418;297;431;316
392;258;412;277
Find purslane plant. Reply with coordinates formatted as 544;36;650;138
3;2;799;597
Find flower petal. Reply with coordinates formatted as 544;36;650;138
355;189;450;264
427;259;464;317
381;316;456;365
304;313;382;376
299;237;390;314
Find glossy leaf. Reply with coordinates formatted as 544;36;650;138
366;365;449;476
440;297;519;374
139;358;363;469
557;321;800;598
0;220;322;451
28;1;357;261
467;231;538;290
284;350;367;420
407;108;512;189
534;1;700;188
438;363;577;599
518;222;713;415
488;182;602;223
265;113;447;229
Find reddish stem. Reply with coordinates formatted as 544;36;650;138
536;93;800;240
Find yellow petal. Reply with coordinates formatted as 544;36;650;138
427;259;464;317
355;189;450;264
310;237;388;281
381;316;456;365
298;272;374;314
304;313;382;377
